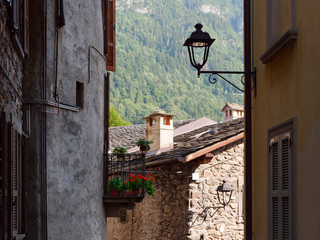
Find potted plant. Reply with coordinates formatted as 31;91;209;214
128;174;143;197
108;176;122;197
112;146;127;154
135;138;154;152
120;181;132;197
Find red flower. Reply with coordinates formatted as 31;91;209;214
138;175;142;179
125;182;128;185
142;177;147;181
147;174;151;177
151;177;155;181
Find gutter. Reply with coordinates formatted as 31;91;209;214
244;0;253;238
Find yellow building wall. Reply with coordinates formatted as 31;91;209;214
251;0;320;239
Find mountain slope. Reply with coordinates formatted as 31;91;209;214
110;0;244;124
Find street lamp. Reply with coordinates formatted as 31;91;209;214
183;23;256;95
216;180;233;207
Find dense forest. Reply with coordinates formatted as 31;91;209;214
110;0;244;124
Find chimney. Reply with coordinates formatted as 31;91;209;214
142;110;175;151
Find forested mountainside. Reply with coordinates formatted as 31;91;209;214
110;0;244;124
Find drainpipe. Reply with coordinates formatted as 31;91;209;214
244;0;253;239
41;0;48;238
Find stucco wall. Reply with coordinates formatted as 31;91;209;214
252;0;320;239
108;141;244;240
23;0;107;239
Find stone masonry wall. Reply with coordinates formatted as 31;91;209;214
109;140;244;240
0;0;23;129
188;141;244;240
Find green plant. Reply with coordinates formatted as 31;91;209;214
120;181;129;191
128;174;155;196
108;177;122;190
135;138;154;151
112;146;128;154
144;174;155;197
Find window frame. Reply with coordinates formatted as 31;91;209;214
6;0;29;58
268;118;296;240
261;0;297;64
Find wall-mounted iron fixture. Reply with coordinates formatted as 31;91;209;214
183;23;256;96
216;180;233;207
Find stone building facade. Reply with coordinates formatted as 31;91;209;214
0;0;24;129
107;118;244;240
1;0;115;239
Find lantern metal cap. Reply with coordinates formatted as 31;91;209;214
216;180;233;193
183;23;215;47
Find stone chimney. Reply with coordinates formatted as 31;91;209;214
142;110;175;151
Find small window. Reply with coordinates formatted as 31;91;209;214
229;110;232;116
76;81;84;109
226;111;228;117
149;118;153;127
166;117;170;126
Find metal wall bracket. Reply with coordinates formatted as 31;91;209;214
199;68;257;97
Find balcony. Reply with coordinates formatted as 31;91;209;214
103;153;146;204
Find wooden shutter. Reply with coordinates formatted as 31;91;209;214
23;0;29;56
1;113;9;240
10;127;18;238
269;132;292;240
11;0;20;31
105;0;116;71
21;136;27;234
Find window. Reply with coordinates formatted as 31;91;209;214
229;110;232;116
7;0;29;57
104;0;116;71
225;111;228;117
237;177;244;223
76;81;84;109
261;0;297;63
268;120;294;240
165;117;170;126
0;113;26;239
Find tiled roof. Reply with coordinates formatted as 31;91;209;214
146;117;244;162
109;119;196;150
221;103;244;111
109;117;244;164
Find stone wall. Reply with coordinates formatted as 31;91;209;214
0;0;23;129
188;141;244;240
22;0;108;239
108;140;244;240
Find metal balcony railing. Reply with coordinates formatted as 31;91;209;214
104;153;146;201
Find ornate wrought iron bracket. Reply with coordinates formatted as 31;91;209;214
199;68;257;97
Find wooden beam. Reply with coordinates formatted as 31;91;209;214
180;132;244;163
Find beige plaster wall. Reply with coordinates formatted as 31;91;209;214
252;0;320;239
108;141;244;240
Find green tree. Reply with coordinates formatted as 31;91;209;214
109;106;131;127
